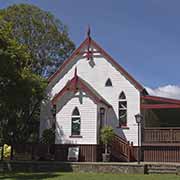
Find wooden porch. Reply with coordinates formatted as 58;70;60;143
140;95;180;162
142;128;180;162
111;127;180;163
143;127;180;144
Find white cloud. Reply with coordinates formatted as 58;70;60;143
145;85;180;100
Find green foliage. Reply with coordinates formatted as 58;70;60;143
3;144;11;159
100;126;115;154
0;144;12;159
0;19;47;144
0;4;75;77
101;126;115;145
41;128;55;145
0;146;2;159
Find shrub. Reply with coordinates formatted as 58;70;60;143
100;126;115;154
3;144;12;159
41;128;55;144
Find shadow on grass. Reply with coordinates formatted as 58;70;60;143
0;172;60;180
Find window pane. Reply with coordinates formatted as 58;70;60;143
72;107;80;116
119;109;127;126
119;92;126;99
105;78;112;87
72;117;80;135
119;101;127;109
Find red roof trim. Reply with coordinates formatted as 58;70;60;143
48;37;145;92
141;104;180;109
141;95;180;105
51;76;111;108
90;39;145;92
48;38;89;82
51;80;71;104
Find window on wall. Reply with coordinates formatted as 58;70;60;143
118;92;127;126
105;78;112;87
71;107;81;136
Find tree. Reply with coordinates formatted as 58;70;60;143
100;126;115;154
0;4;75;77
0;19;47;144
41;128;55;145
40;128;55;160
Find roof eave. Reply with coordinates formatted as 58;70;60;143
48;37;145;93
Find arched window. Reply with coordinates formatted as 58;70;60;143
71;107;81;135
105;78;112;87
118;92;127;126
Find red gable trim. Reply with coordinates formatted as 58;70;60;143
141;104;180;109
48;37;145;92
141;95;180;105
51;76;111;108
48;38;89;82
90;39;145;92
51;81;70;105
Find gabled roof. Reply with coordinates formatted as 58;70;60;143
51;70;111;108
48;35;147;93
48;37;89;82
141;95;180;105
141;95;180;109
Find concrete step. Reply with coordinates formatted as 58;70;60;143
148;169;176;174
147;165;177;174
148;166;176;170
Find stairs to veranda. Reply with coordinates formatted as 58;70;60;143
111;135;133;162
146;164;177;174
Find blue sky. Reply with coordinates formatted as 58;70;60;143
0;0;180;91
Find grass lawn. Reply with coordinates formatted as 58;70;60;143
0;173;180;180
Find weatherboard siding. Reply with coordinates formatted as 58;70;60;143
55;91;97;144
46;45;140;145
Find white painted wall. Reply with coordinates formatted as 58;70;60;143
55;91;97;144
41;45;141;145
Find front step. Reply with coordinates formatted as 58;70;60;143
147;164;177;174
148;169;176;174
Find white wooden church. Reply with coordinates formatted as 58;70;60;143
40;29;180;162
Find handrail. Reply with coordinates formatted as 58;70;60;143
114;134;129;144
111;135;132;162
144;127;180;130
143;128;180;143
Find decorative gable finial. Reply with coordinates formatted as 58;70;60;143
87;25;91;38
86;25;92;60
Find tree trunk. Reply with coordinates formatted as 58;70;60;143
48;145;50;154
105;144;108;154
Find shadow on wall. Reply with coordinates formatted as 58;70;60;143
55;120;78;144
106;108;127;140
55;91;90;144
88;56;96;68
40;96;55;137
53;86;127;144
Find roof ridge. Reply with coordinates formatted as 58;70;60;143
48;36;147;93
48;37;89;82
